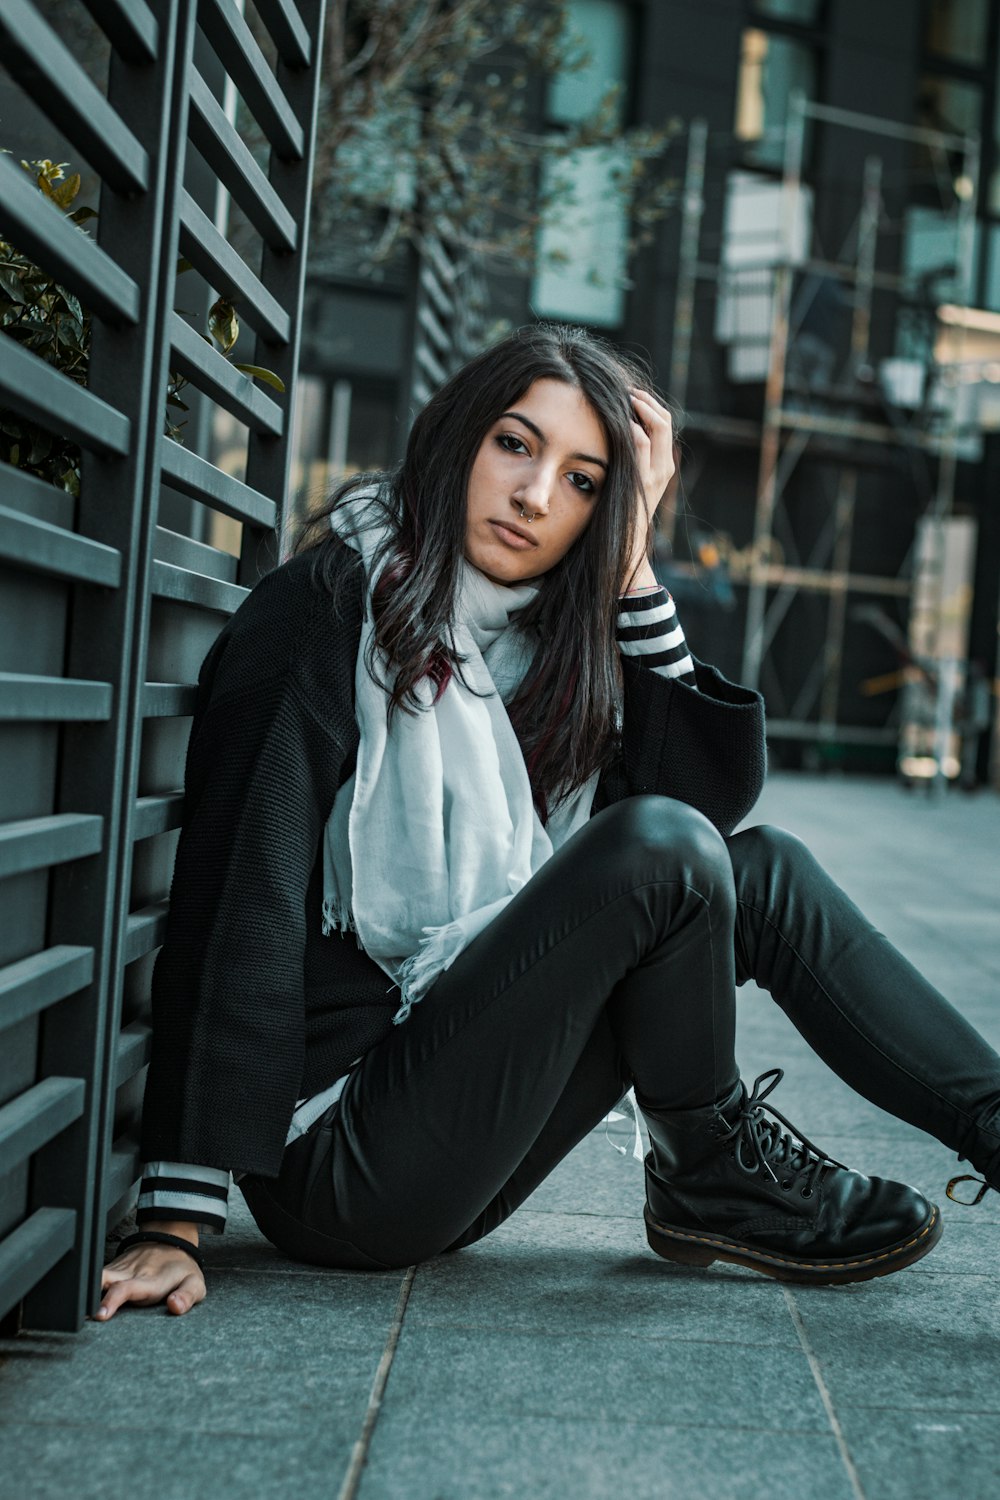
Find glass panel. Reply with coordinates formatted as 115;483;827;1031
900;203;981;293
752;0;823;24
914;75;981;197
984;224;1000;311
990;47;1000;211
917;74;982;137
734;29;816;170
924;0;990;67
531;146;628;327
548;0;630;126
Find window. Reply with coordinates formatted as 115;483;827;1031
751;0;823;24
291;376;397;516
734;28;816;170
914;74;981;196
924;0;990;67
530;0;632;328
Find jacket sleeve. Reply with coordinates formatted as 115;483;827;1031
139;553;361;1180
596;646;767;838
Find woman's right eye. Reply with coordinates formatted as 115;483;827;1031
497;433;528;455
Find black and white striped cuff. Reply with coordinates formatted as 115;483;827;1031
136;1162;231;1234
616;587;696;683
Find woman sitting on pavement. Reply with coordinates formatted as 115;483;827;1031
98;324;1000;1319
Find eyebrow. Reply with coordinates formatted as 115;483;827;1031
500;410;608;472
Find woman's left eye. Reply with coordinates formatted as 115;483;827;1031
568;472;595;494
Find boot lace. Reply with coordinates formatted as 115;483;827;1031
716;1068;843;1196
946;1175;991;1206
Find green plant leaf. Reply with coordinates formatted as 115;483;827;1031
232;363;286;392
208;297;239;354
52;173;81;209
69;206;98;225
0;267;27;304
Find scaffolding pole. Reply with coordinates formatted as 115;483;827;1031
670;95;980;755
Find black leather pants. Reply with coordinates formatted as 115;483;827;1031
240;797;1000;1270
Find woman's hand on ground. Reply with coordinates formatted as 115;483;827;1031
96;1241;206;1320
624;389;676;591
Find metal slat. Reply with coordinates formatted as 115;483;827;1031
178;191;290;344
0;155;141;327
124;901;169;964
0;1077;87;1171
141;683;198;718
416;340;448;387
151;558;249;614
0;504;122;588
199;0;304;160
417;300;449;354
0;673;113;722
188;68;297;252
133;792;185;841
115;1020;153;1088
154;523;238;581
0;338;131;457
0;813;104;881
105;1135;141;1206
161;442;277;528
0;946;94;1035
254;0;311;67
0;0;149;195
79;0;159;63
170;315;284;436
0;1209;77;1325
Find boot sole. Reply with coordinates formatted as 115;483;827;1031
643;1202;944;1286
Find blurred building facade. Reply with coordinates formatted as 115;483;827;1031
298;0;1000;784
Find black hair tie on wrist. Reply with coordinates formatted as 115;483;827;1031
116;1230;205;1272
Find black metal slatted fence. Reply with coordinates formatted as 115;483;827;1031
0;0;326;1331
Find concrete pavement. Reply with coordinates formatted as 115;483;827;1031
1;773;998;1500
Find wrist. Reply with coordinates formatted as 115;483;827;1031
142;1218;200;1247
621;558;660;596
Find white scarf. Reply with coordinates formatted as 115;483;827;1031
322;487;600;1024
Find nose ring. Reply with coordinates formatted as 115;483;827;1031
519;507;534;524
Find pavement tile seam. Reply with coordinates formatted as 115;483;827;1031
394;1317;803;1351
515;1205;644;1220
0;1417;357;1441
207;1263;401;1278
833;1401;1000;1417
0;1414;839;1440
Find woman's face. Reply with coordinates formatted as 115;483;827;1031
464;378;609;586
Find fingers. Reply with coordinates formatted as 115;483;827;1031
629;387;677;438
629;390;675;499
166;1272;207;1317
94;1248;206;1321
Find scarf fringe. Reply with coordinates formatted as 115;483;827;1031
322;898;359;942
390;916;471;1026
603;1086;646;1163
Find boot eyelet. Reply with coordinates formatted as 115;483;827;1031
780;1180;792;1191
800;1187;814;1199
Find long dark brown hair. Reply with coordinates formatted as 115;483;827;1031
296;323;675;819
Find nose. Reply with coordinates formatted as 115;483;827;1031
512;467;553;521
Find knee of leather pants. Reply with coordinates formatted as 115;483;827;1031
610;794;734;895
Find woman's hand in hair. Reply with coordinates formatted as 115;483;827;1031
95;1228;206;1320
624;389;675;592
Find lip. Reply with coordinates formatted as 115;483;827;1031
489;519;539;548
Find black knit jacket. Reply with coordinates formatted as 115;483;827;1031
140;542;767;1178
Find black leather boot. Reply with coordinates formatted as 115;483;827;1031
642;1069;943;1285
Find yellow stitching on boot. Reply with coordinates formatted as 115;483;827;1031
647;1208;939;1271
